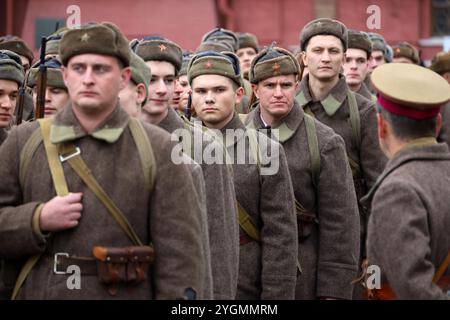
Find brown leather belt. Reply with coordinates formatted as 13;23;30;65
53;253;97;275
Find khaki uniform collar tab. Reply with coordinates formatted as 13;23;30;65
320;76;348;116
50;103;129;144
249;104;300;143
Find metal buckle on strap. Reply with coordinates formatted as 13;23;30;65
54;252;69;274
59;147;81;162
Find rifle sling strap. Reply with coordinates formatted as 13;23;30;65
433;250;450;284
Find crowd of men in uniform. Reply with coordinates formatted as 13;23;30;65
0;17;449;300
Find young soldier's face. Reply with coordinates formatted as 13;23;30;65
171;78;183;109
33;86;70;117
303;35;345;82
192;74;243;129
0;79;18;128
343;48;369;87
177;75;191;112
253;74;298;120
144;60;175;116
368;50;386;73
236;47;257;75
62;54;130;114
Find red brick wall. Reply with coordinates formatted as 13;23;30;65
7;0;441;62
19;0;217;52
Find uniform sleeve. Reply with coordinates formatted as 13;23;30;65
367;179;448;300
0;127;48;259
316;134;360;299
187;160;214;299
360;104;387;191
148;137;205;300
259;139;298;299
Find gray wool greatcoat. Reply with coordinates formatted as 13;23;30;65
158;107;240;300
0;104;205;299
220;114;298;300
246;104;360;300
365;141;450;300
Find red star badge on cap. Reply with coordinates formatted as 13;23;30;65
205;61;213;69
272;63;281;73
159;44;167;51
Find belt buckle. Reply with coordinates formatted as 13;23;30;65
59;147;81;162
54;252;69;274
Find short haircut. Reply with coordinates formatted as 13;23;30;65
377;105;437;140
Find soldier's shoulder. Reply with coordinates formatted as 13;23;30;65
311;116;345;150
353;91;376;114
138;119;176;150
2;120;41;149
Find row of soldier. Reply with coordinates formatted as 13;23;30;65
0;18;449;300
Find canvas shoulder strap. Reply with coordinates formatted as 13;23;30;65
19;118;156;196
347;90;361;151
303;114;320;188
433;250;450;284
237;201;261;242
12;117;68;300
347;91;363;178
128;118;156;194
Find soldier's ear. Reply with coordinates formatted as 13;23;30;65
235;86;245;105
136;83;147;106
376;112;387;140
301;51;307;67
119;67;132;90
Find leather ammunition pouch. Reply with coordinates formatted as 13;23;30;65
93;246;155;295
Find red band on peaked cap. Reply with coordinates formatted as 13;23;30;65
378;95;441;120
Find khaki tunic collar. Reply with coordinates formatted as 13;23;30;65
296;74;349;116
248;101;304;143
50;103;130;144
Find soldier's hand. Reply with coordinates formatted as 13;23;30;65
40;192;83;232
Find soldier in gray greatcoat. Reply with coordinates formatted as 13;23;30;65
189;50;298;299
364;63;450;300
245;46;360;299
